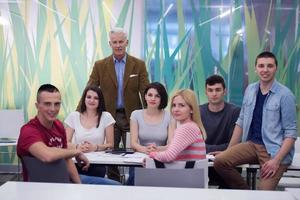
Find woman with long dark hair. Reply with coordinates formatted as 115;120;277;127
65;85;114;178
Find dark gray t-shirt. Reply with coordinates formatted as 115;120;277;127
200;102;240;153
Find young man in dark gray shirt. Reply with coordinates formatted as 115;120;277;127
200;75;240;187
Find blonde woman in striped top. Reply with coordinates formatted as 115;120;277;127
149;89;206;162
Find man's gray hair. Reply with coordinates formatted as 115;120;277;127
109;27;128;40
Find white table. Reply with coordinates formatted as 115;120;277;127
0;181;296;200
285;188;300;200
85;152;216;166
84;151;147;166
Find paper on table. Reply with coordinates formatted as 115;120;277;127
123;157;145;164
123;152;148;158
123;152;148;164
206;154;215;161
82;151;147;165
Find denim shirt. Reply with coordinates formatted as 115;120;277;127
236;80;298;164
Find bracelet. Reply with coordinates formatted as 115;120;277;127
96;144;99;152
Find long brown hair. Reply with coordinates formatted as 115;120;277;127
79;85;106;128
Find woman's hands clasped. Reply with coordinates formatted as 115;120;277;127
77;141;97;153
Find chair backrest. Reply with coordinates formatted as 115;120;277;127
135;158;208;188
22;156;70;183
0;109;24;140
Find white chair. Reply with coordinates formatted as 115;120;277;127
135;158;208;188
0;109;24;175
0;109;24;141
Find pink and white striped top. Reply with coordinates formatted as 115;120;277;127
149;121;206;162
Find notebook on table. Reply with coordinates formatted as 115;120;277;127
105;148;135;154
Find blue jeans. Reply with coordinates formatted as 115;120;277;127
80;174;121;185
76;164;106;177
126;167;135;185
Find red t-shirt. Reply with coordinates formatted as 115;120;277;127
17;117;67;181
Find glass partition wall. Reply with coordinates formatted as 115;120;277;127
0;0;299;143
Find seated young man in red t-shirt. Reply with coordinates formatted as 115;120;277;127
17;84;119;185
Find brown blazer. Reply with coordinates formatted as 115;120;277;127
86;54;149;120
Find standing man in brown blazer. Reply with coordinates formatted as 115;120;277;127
80;27;149;181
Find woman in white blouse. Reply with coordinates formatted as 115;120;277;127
65;85;115;178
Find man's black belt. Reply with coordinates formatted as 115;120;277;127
116;108;125;113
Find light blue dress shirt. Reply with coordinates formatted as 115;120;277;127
236;80;298;164
113;55;127;109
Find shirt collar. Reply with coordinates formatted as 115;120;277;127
113;54;127;63
269;79;279;93
255;79;278;94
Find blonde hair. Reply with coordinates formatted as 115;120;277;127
170;89;207;140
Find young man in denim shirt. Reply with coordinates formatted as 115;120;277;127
214;51;298;190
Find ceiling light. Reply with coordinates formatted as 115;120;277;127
0;16;9;25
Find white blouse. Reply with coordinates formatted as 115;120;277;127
64;111;115;144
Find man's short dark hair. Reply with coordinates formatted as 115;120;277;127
37;84;60;102
144;82;168;109
205;75;226;89
255;51;278;67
